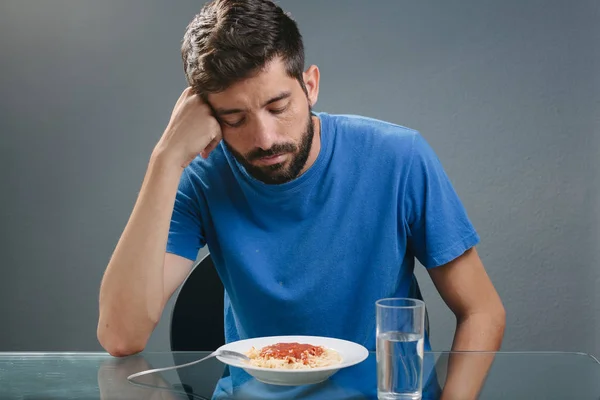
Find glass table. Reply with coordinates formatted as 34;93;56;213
0;351;598;399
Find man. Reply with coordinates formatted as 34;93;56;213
97;0;505;398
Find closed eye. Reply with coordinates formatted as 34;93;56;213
223;117;245;128
270;105;288;115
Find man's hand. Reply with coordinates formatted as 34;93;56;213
155;87;222;168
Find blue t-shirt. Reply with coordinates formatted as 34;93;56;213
167;112;479;398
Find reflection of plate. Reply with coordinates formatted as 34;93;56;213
216;335;369;386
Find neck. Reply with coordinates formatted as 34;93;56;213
299;115;321;175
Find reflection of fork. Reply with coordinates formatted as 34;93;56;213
126;349;250;382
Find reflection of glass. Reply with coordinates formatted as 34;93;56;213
376;298;425;400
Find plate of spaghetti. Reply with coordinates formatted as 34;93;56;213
215;335;369;386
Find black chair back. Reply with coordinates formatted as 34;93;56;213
170;253;225;352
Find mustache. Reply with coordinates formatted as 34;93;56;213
247;143;297;161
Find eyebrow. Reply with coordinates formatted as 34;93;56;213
214;91;292;116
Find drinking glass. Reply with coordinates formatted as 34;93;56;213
376;298;425;400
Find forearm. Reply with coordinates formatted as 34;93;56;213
440;312;505;400
98;150;183;355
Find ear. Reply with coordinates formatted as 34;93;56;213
303;65;320;107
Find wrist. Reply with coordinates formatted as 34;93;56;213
149;144;186;178
150;139;185;169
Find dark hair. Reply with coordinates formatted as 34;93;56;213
181;0;305;100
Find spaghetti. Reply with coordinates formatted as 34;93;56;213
245;342;342;369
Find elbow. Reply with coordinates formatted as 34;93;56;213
97;320;148;358
495;302;507;335
457;301;507;343
492;305;507;350
104;345;144;358
478;301;507;344
481;301;506;336
104;342;145;358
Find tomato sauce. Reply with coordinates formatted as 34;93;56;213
259;342;325;364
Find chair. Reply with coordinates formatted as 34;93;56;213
169;253;226;399
170;252;225;352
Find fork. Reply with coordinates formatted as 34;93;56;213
126;349;250;382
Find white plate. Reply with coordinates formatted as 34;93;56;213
215;335;369;386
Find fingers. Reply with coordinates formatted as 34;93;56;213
201;134;222;158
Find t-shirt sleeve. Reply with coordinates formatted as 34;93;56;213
403;133;480;268
166;169;206;261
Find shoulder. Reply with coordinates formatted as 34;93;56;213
321;112;423;160
326;113;417;136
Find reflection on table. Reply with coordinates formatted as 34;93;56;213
0;351;598;399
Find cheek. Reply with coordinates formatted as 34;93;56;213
279;107;306;138
222;130;252;153
276;116;295;134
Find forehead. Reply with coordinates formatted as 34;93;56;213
208;58;299;108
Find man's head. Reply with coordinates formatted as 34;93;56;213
181;0;320;184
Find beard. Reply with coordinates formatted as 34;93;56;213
224;109;315;185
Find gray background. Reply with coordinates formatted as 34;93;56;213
0;0;598;357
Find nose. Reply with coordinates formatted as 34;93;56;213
251;115;278;150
